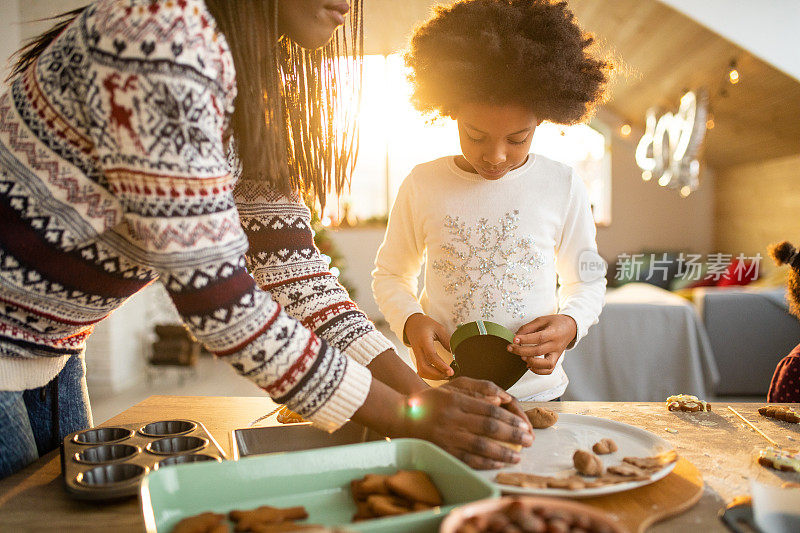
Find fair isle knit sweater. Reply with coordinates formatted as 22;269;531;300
0;0;393;430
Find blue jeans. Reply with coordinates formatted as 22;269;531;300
0;354;92;479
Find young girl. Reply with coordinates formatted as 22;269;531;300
0;0;530;478
372;0;610;401
767;241;800;403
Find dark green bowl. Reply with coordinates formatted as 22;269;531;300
449;320;528;390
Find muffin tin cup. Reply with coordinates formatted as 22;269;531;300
76;463;147;488
155;453;221;469
61;419;225;501
139;420;197;437
74;444;140;465
146;436;208;455
72;427;133;445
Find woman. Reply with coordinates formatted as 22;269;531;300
0;0;531;478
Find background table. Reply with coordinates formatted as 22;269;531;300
1;397;797;532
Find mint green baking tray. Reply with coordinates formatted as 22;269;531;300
141;438;499;533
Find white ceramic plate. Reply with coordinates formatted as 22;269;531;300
480;413;677;498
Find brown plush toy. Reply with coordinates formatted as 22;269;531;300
766;241;800;403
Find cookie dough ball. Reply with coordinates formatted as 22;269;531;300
573;449;604;476
526;407;558;429
592;438;618;455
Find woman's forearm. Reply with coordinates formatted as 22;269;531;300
350;375;409;437
366;348;429;395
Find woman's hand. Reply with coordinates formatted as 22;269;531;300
403;313;454;380
507;314;577;375
400;379;534;469
440;377;531;431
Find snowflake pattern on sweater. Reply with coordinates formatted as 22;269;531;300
432;210;545;325
0;0;390;430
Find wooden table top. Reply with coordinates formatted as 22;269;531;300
0;397;797;532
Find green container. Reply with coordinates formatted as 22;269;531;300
141;438;499;533
449;320;528;390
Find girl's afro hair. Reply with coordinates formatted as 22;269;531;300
770;241;800;319
405;0;613;123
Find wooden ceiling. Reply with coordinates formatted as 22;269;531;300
568;0;800;170
364;0;800;170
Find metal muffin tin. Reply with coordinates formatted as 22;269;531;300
61;419;226;501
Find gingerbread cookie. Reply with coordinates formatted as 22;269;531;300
453;497;613;533
229;505;308;531
366;494;411;517
758;405;800;424
349;469;443;521
622;450;678;472
172;512;227;533
757;447;800;473
525;407;558;429
495;450;677;492
350;474;390;500
495;469;651;490
385;470;443;506
573;450;604;476
495;472;552;489
546;475;588;490
505;501;546;533
352;500;374;521
276;406;306;424
607;463;647;478
666;394;710;412
596;472;650;484
592;438;618;455
248;525;330;533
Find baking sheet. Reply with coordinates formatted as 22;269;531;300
231;421;382;459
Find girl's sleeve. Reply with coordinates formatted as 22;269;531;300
84;1;370;430
371;177;426;341
234;181;395;367
555;171;607;347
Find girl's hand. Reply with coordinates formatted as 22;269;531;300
404;313;454;380
401;382;534;469
507;314;577;375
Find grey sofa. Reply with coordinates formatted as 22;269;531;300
695;287;800;396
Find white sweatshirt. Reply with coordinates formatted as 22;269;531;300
372;155;606;400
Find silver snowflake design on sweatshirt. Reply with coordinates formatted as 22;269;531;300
432;210;544;324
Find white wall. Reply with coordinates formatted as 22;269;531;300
594;111;715;263
329;227;389;320
84;288;157;395
19;1;87;41
658;0;800;82
0;0;20;81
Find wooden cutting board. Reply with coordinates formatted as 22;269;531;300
581;458;704;533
